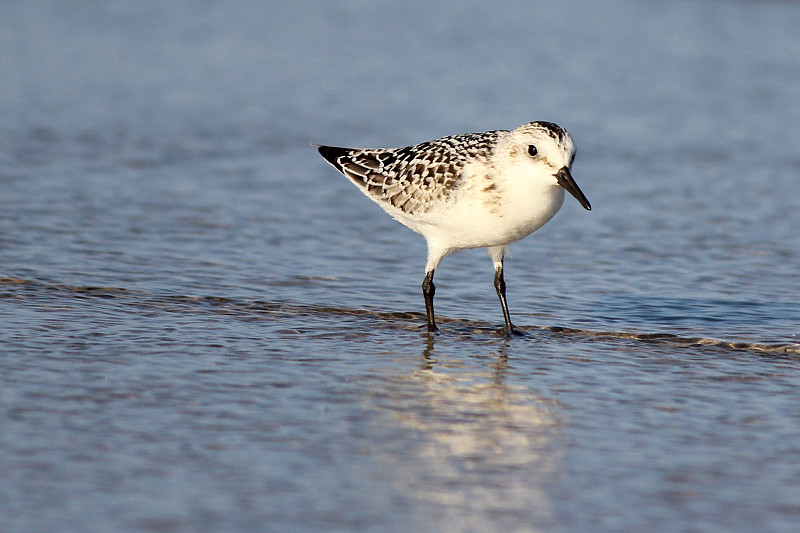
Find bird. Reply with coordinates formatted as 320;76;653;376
317;121;591;334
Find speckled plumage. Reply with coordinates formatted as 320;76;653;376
318;131;501;216
317;121;591;333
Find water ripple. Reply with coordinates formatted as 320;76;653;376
4;277;798;358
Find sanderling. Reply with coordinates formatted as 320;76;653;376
318;121;591;334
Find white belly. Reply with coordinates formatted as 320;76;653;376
399;183;566;250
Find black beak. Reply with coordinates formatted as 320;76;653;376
555;167;591;211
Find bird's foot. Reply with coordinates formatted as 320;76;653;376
500;325;525;337
424;322;440;334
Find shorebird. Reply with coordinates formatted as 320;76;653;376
318;121;591;333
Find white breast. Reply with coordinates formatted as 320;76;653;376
396;164;566;251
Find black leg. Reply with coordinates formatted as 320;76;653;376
422;270;438;332
494;264;514;334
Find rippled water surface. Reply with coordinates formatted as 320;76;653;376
2;1;800;532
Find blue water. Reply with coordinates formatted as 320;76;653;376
2;1;800;532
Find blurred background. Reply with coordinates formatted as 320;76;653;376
2;1;799;532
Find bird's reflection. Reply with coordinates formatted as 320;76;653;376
373;332;564;525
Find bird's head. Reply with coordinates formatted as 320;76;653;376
505;121;591;211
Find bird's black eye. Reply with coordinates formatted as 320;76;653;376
527;145;538;157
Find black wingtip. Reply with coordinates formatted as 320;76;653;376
317;145;349;172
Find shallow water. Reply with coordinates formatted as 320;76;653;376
2;1;800;532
